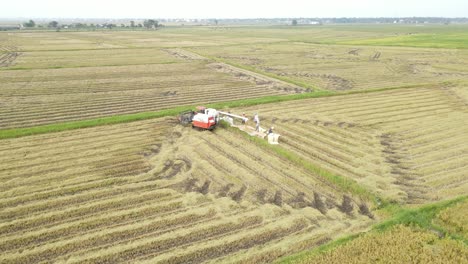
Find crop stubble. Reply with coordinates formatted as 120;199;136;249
0;117;373;263
238;86;467;203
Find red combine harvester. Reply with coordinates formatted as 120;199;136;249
178;106;280;144
178;106;219;130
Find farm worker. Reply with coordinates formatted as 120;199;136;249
254;113;260;132
226;111;234;126
267;126;274;135
242;113;246;124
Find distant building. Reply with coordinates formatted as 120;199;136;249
0;24;21;31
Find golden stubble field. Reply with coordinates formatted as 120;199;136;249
2;28;468;129
0;31;305;129
238;86;468;204
0;117;375;263
1;26;467;263
191;42;468;91
1;86;466;262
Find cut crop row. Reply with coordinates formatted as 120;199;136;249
280;134;365;180
158;218;308;264
78;215;264;264
0;87;279;128
0;194;207;239
0;193;182;239
0;185;171;222
0;200;195;253
0;136;155;174
213;130;340;202
0;122;161;160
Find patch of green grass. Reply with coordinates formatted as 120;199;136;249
375;196;468;241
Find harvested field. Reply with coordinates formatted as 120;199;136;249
237;87;468;203
0;60;297;129
192;42;468;91
4;48;178;69
0;118;374;263
0;30;285;52
0;31;308;130
1;25;467;263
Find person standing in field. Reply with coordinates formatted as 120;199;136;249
254;113;260;132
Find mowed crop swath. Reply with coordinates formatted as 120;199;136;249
192;42;468;91
0;118;374;263
239;86;468;204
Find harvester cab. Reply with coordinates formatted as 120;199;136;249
191;106;219;130
178;106;220;130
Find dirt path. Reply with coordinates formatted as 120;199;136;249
164;48;307;94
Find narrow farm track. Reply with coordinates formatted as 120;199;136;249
239;87;468;203
0;118;373;263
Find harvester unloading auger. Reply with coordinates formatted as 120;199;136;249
178;106;280;144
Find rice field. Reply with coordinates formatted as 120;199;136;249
1;85;465;262
1;25;467;263
290;225;468;264
0;118;374;263
191;42;468;91
237;86;468;203
435;200;468;240
0;51;300;129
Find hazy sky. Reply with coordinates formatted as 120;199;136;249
1;0;467;19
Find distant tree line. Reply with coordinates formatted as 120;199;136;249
20;19;163;30
14;17;468;31
23;20;36;27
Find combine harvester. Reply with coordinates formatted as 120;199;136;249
178;106;280;144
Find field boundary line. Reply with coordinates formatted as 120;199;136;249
0;83;445;140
